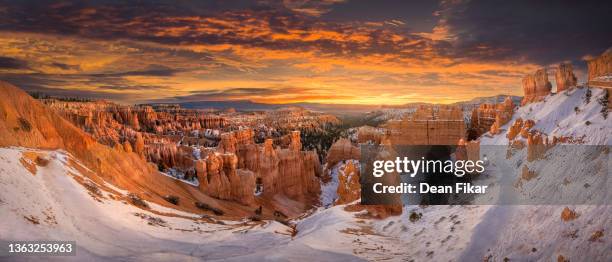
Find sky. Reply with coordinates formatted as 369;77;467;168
0;0;610;105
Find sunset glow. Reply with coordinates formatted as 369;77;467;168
0;1;610;105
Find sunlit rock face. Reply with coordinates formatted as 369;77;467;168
193;129;321;206
555;63;577;92
586;49;612;108
521;68;552;105
385;105;466;145
470;97;515;136
356;126;385;144
326;138;360;167
587;49;612;84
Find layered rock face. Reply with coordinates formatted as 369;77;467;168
196;129;321;205
386;105;465;145
522;69;552;105
586;49;612;108
555;63;577;92
587;49;612;85
471;97;515;136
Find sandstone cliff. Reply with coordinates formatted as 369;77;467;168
587;48;612;83
521;69;552;105
386;105;465;145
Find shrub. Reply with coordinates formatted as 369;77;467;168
585;88;592;104
127;193;149;208
17;117;32;132
598;89;609;119
574;107;580;114
585;121;591;126
163;195;180;205
83;181;102;198
195;201;224;215
35;156;49;167
409;211;422;222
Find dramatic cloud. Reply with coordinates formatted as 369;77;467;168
440;0;612;64
0;56;29;69
0;0;609;105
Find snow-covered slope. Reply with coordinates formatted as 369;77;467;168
482;87;611;145
0;147;499;261
0;147;487;261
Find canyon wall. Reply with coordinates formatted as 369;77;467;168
385;105;466;145
586;49;612;108
587;49;612;85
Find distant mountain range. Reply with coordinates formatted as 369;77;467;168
178;100;382;115
175;95;523;115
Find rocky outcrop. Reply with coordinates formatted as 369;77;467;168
522;69;552;105
356;126;385;144
326;138;361;167
456;139;480;164
587;49;612;83
218;129;254;154
471;97;514;136
336;161;361;205
555;63;577;92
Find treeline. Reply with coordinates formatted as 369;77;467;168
28;91;94;102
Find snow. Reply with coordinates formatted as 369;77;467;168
481;87;612;145
319;163;340;207
159;168;199;187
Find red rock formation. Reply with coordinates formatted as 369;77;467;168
456;139;480;164
326;138;361;167
134;133;145;158
555;63;577;92
192;129;322;206
522;69;552;105
586;48;612;108
356;126;385;144
386;105;465;145
336;161;360;205
587;48;612;84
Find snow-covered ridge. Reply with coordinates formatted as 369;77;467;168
482;86;611;145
